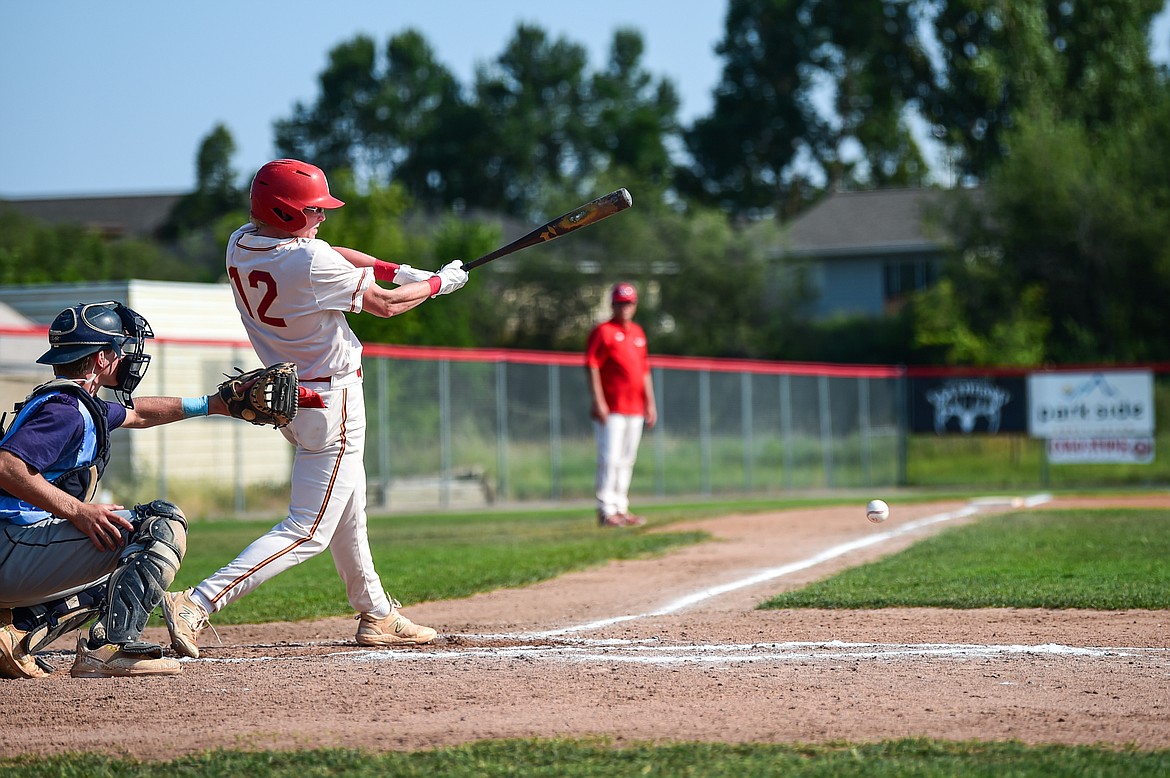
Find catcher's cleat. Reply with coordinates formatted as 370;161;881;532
161;589;209;659
355;603;437;646
69;635;181;678
0;610;48;679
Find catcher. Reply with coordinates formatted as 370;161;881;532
0;301;303;679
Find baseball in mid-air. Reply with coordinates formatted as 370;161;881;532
866;499;890;523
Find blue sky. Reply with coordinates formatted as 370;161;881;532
2;1;1167;198
0;0;725;197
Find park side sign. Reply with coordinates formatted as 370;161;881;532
1027;371;1155;464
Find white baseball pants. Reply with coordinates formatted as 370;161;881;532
594;413;645;517
192;382;393;619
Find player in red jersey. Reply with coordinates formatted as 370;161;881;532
585;282;657;527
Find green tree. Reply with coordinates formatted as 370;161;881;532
470;25;679;216
686;0;1164;212
0;210;196;285
679;0;821;217
586;29;681;188
274;35;385;175
680;0;932;218
273;25;680;220
377;31;487;211
812;0;932;188
921;0;1164;181
652;210;779;357
913;89;1170;364
910;276;1051;366
531;170;791;358
158;123;243;240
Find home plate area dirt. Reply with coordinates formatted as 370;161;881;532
3;495;1168;759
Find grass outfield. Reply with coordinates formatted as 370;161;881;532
15;496;1166;775
761;508;1170;610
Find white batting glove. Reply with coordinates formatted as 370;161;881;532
392;264;436;285
433;260;469;296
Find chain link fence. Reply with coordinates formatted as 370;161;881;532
362;347;905;511
2;326;1166;519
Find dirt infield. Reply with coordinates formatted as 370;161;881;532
3;494;1168;759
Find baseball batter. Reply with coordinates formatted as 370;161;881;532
586;282;657;527
162;159;467;657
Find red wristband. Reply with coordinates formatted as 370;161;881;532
373;260;400;282
427;276;442;295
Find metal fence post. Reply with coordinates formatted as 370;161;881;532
780;374;793;490
741;371;753;492
376;357;390;509
653;366;666;498
700;369;711;496
549;363;561;499
859;377;872;486
495;361;508;502
818;374;833;488
439;359;451;510
896;368;909;487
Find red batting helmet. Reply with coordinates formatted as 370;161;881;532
249;159;345;232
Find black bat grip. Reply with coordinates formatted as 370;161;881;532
461;251;501;272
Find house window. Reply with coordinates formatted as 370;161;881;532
884;259;938;298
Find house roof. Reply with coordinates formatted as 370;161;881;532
784;188;952;258
0;193;183;238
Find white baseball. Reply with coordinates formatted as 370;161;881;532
866;499;889;523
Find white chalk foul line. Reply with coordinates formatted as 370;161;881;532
195;638;1170;667
529;494;1053;638
339;639;1170;666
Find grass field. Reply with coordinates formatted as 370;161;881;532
6;494;1169;776
761;508;1170;610
166;496;864;624
7;739;1170;777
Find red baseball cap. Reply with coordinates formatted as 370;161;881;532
611;282;638;304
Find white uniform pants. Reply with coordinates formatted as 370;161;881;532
193;382;392;619
594;413;644;517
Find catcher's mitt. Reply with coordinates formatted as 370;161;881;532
218;362;299;428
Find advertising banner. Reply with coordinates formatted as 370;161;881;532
1027;371;1154;439
1046;437;1155;464
910;376;1027;434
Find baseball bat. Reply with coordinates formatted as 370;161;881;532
461;188;633;272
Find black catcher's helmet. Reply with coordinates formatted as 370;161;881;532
37;301;154;407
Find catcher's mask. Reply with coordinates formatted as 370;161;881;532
249;158;345;233
37;301;154;408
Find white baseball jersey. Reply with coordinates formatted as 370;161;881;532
225;224;372;381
